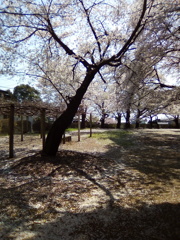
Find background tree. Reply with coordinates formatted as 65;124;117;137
159;87;180;128
114;0;179;128
13;84;41;103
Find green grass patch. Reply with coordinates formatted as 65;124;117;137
66;128;78;132
66;128;89;132
92;130;134;147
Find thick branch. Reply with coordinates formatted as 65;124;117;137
113;0;148;62
46;18;91;69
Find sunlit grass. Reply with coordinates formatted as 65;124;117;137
66;128;78;132
92;130;134;147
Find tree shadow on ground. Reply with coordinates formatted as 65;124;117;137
0;137;180;240
1;194;179;240
29;202;180;240
0;151;117;239
104;131;180;183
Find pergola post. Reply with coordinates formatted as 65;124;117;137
41;108;46;149
90;113;92;137
78;112;81;142
21;114;24;141
9;104;14;158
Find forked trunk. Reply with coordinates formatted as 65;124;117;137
43;69;97;156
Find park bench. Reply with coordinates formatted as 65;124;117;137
62;133;72;144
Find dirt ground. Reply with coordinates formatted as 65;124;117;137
0;129;180;240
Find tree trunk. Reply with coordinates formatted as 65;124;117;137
148;116;152;128
42;69;98;156
135;120;140;129
116;113;121;129
100;114;106;128
135;109;141;129
174;115;179;128
125;109;131;129
81;112;86;129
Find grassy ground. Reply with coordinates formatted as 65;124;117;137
0;129;180;240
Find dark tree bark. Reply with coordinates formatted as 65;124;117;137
149;116;153;128
135;109;141;129
174;115;179;128
81;112;86;129
135;121;140;129
100;115;105;128
100;112;109;128
116;113;121;129
125;109;131;129
43;69;98;156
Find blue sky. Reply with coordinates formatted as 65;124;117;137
0;76;26;92
0;75;37;92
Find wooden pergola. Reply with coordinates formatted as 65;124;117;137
0;101;64;158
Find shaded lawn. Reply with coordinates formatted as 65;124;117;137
0;129;180;240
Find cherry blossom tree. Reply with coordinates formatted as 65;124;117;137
114;0;179;128
0;0;160;156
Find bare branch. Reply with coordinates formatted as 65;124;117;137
78;0;102;59
154;67;176;89
12;29;40;43
25;70;68;105
98;71;107;84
